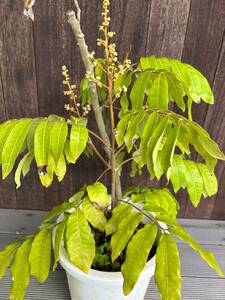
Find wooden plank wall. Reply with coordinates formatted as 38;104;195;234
0;0;225;219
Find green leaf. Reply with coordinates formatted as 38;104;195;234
66;209;95;272
197;163;218;197
55;153;67;182
10;238;33;300
105;203;132;235
183;159;203;207
38;154;55;187
155;233;181;300
34;119;51;167
170;155;187;193
27;119;40;152
87;182;110;208
70;124;88;163
166;72;185;112
111;211;143;262
116;112;132;147
2;119;32;179
14;152;34;189
160;121;181;179
82;197;106;231
130;71;153;110
50;120;68;165
0;240;23;280
147;117;169;178
0;120;17;163
53;214;69;271
29;229;52;284
124;111;146;152
148;73;169;110
170;225;223;276
122;224;158;295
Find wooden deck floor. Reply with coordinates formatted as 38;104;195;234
0;209;224;300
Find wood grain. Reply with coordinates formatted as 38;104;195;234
0;0;225;218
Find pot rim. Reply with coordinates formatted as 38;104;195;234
59;244;156;283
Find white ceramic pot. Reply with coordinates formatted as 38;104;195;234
59;244;155;300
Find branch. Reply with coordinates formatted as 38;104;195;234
73;0;81;22
66;9;111;158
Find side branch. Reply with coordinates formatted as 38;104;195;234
66;10;111;158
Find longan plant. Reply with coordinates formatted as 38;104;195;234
0;1;224;299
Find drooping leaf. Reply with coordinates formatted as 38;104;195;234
183;159;203;207
197;163;218;197
87;182;110;208
82;197;106;231
0;240;24;280
70;124;88;163
111;211;143;262
105;203;132;235
53;214;69;271
44;202;74;223
10;237;33;300
170;155;187;193
29;229;52;284
170;225;223;276
0;120;17;163
66;209;95;272
38;154;55;187
122;224;158;295
50;120;68;165
34;119;51;167
14;152;34;189
55;153;67;182
130;71;153;110
148;73;169;111
27;119;40;152
116;112;133;147
155;233;181;300
2;119;32;179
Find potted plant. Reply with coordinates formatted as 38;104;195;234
0;0;224;299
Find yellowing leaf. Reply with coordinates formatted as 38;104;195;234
34;120;51;167
53;215;69;271
122;224;158;295
10;237;33;300
87;182;110;208
105;203;132;235
70;124;88;163
50;120;68;165
29;229;52;284
14;152;34;189
66;210;95;273
82;197;106;231
170;225;223;277
155;233;181;300
2;119;32;179
111;212;143;262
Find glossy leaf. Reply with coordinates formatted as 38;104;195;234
34;119;51;167
87;182;110;208
111;211;143;262
66;209;95;272
70;124;88;163
155;233;181;300
170;225;223;276
105;203;132;235
0;240;23;280
148;73;168;110
29;229;52;283
183;159;203;207
55;153;67;182
14;152;34;189
2;119;32;179
82;197;106;231
122;224;158;295
50;120;68;165
10;237;33;300
197;163;218;197
0;120;17;163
